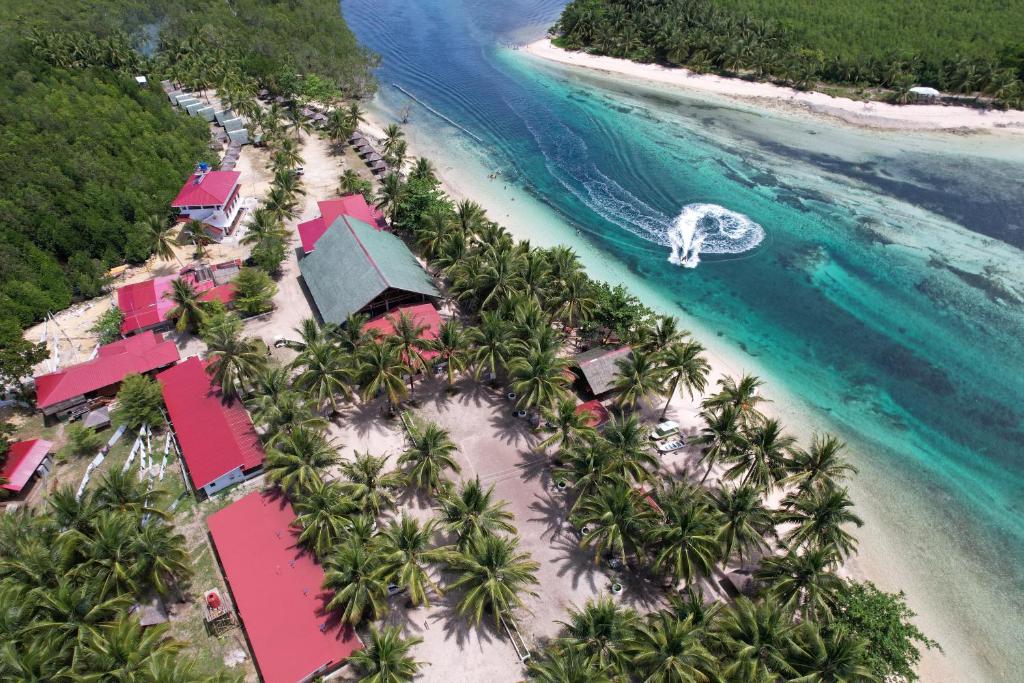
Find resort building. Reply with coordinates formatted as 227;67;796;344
363;303;442;361
1;439;54;500
207;491;363;683
171;166;243;239
34;332;180;420
157;357;264;498
572;345;632;399
298;194;388;254
117;260;241;336
298;216;439;325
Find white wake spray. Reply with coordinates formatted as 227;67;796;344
667;203;765;268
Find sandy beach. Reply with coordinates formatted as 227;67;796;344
525;38;1024;134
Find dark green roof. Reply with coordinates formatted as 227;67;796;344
298;217;439;324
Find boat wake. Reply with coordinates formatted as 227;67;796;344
667;204;764;268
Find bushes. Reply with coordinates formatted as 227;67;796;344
89;307;124;345
64;423;105;458
115;374;165;430
233;267;277;316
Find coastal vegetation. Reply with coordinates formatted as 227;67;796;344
0;0;376;373
553;0;1024;108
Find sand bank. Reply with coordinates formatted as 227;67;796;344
525;39;1024;134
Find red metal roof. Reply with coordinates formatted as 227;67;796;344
157;357;263;490
118;276;177;334
363;303;441;361
575;400;611;428
1;439;53;492
198;283;237;305
171;171;240;208
34;332;180;410
207;491;362;682
298;195;386;254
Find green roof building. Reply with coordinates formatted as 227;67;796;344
298;217;439;324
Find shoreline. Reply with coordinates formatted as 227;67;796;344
361;101;966;681
524;38;1024;134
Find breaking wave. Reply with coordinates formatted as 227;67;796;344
668;204;765;268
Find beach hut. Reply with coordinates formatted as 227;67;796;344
572;346;633;399
355;144;372;156
196;106;216;122
365;151;383;162
166;89;183;103
369;160;387;175
135;75;148;87
227;129;250;145
348;133;365;144
222;117;245;132
175;94;199;107
214;109;234;125
185;102;207;117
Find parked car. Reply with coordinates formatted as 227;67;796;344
657;438;686;453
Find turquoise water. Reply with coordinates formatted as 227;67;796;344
342;0;1024;677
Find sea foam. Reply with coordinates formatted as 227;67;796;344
667;203;765;268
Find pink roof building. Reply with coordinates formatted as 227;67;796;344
1;439;54;493
171;169;243;238
157;357;264;496
117;260;240;335
34;332;180;414
363;303;441;361
207;491;363;682
298;195;387;254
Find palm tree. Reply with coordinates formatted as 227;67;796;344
340;451;404;517
612;349;665;412
378;515;448;607
434;319;469;386
205;325;267;399
703;374;767;424
409;157;436;182
165;278;205;334
131;521;191;598
180;219;212;258
647;497;720;586
348;625;423;683
76;618;183;680
694;404;744;485
508;347;571;410
646;316;687;353
339;168;370;199
248;368;327;443
657;340;710;419
376;173;406;224
787;622;877;682
343;102;367;135
471;311;510;381
447;533;540;627
415;204;454;262
138;215;179;266
627;613;717;683
323;538;390;626
756;546;844;621
780;484;863;558
292;338;352;413
265;427;340;496
539;398;597;452
436;478;516;549
526;648;614;683
711;484;775;567
556;597;639;675
785;433;858;494
266;185;299;221
389;312;433;397
26;579;131;669
454;199;487;236
398;423;461;494
92;468;168;518
293;479;357;559
714;597;795;681
272;167;307;199
357;340;409;412
574;483;654;567
725;418;796;491
76;512;143;598
275;136;305;169
602;415;658;482
381;123;405;158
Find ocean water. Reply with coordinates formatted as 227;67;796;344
341;0;1024;677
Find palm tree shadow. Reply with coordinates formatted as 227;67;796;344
487;411;533;447
335;398;393;439
549;535;604;593
430;593;502;649
527;491;570;542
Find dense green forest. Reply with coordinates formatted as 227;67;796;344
554;0;1024;107
0;0;376;379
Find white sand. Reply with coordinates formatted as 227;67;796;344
525;39;1024;134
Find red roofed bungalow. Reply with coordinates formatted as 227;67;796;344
207;491;363;682
34;332;180;419
1;439;54;496
117;260;241;336
298;194;387;254
171;166;243;239
363;303;441;361
157;357;264;498
575;400;611;429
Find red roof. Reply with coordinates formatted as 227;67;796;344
207;491;362;682
1;439;53;492
34;332;180;410
198;283;237;305
171;171;240;208
157;357;264;490
298;195;386;254
363;304;441;361
575;400;611;428
118;276;177;334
